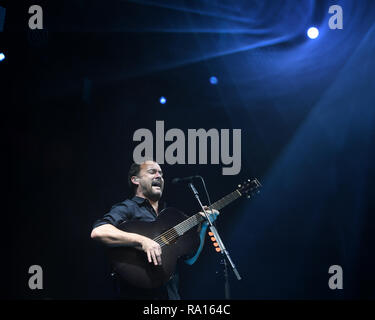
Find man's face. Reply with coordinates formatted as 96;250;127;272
134;161;164;201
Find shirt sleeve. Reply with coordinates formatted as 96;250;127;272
92;202;131;229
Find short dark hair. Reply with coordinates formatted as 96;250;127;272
128;162;142;194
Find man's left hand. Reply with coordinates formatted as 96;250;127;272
199;206;220;226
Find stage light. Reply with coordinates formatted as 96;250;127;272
159;96;166;104
0;53;5;61
209;76;218;85
307;27;319;39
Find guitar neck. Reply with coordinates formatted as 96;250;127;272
162;189;242;242
209;189;242;211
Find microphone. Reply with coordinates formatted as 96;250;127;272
171;175;200;184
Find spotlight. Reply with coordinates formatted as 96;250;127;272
159;96;166;104
307;27;319;39
209;76;218;85
0;53;5;61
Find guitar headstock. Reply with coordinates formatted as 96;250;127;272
238;178;262;199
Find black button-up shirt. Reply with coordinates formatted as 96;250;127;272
93;196;161;229
92;196;181;300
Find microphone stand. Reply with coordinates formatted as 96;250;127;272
188;182;241;299
222;255;230;300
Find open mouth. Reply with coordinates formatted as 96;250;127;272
151;180;162;189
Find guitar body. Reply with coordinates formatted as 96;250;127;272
108;207;200;289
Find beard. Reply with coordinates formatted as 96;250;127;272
140;180;164;201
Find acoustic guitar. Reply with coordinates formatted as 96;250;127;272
108;178;261;289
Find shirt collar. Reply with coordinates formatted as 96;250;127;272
131;196;165;210
131;196;148;204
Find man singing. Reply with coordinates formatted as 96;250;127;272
91;160;219;299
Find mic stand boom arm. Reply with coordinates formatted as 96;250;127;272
188;183;242;282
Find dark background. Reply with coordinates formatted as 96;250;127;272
3;0;375;299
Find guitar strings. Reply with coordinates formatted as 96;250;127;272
156;191;241;245
153;204;217;245
153;214;203;247
153;210;208;245
153;213;204;246
154;192;240;245
153;191;241;247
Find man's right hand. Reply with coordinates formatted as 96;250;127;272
140;237;162;266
